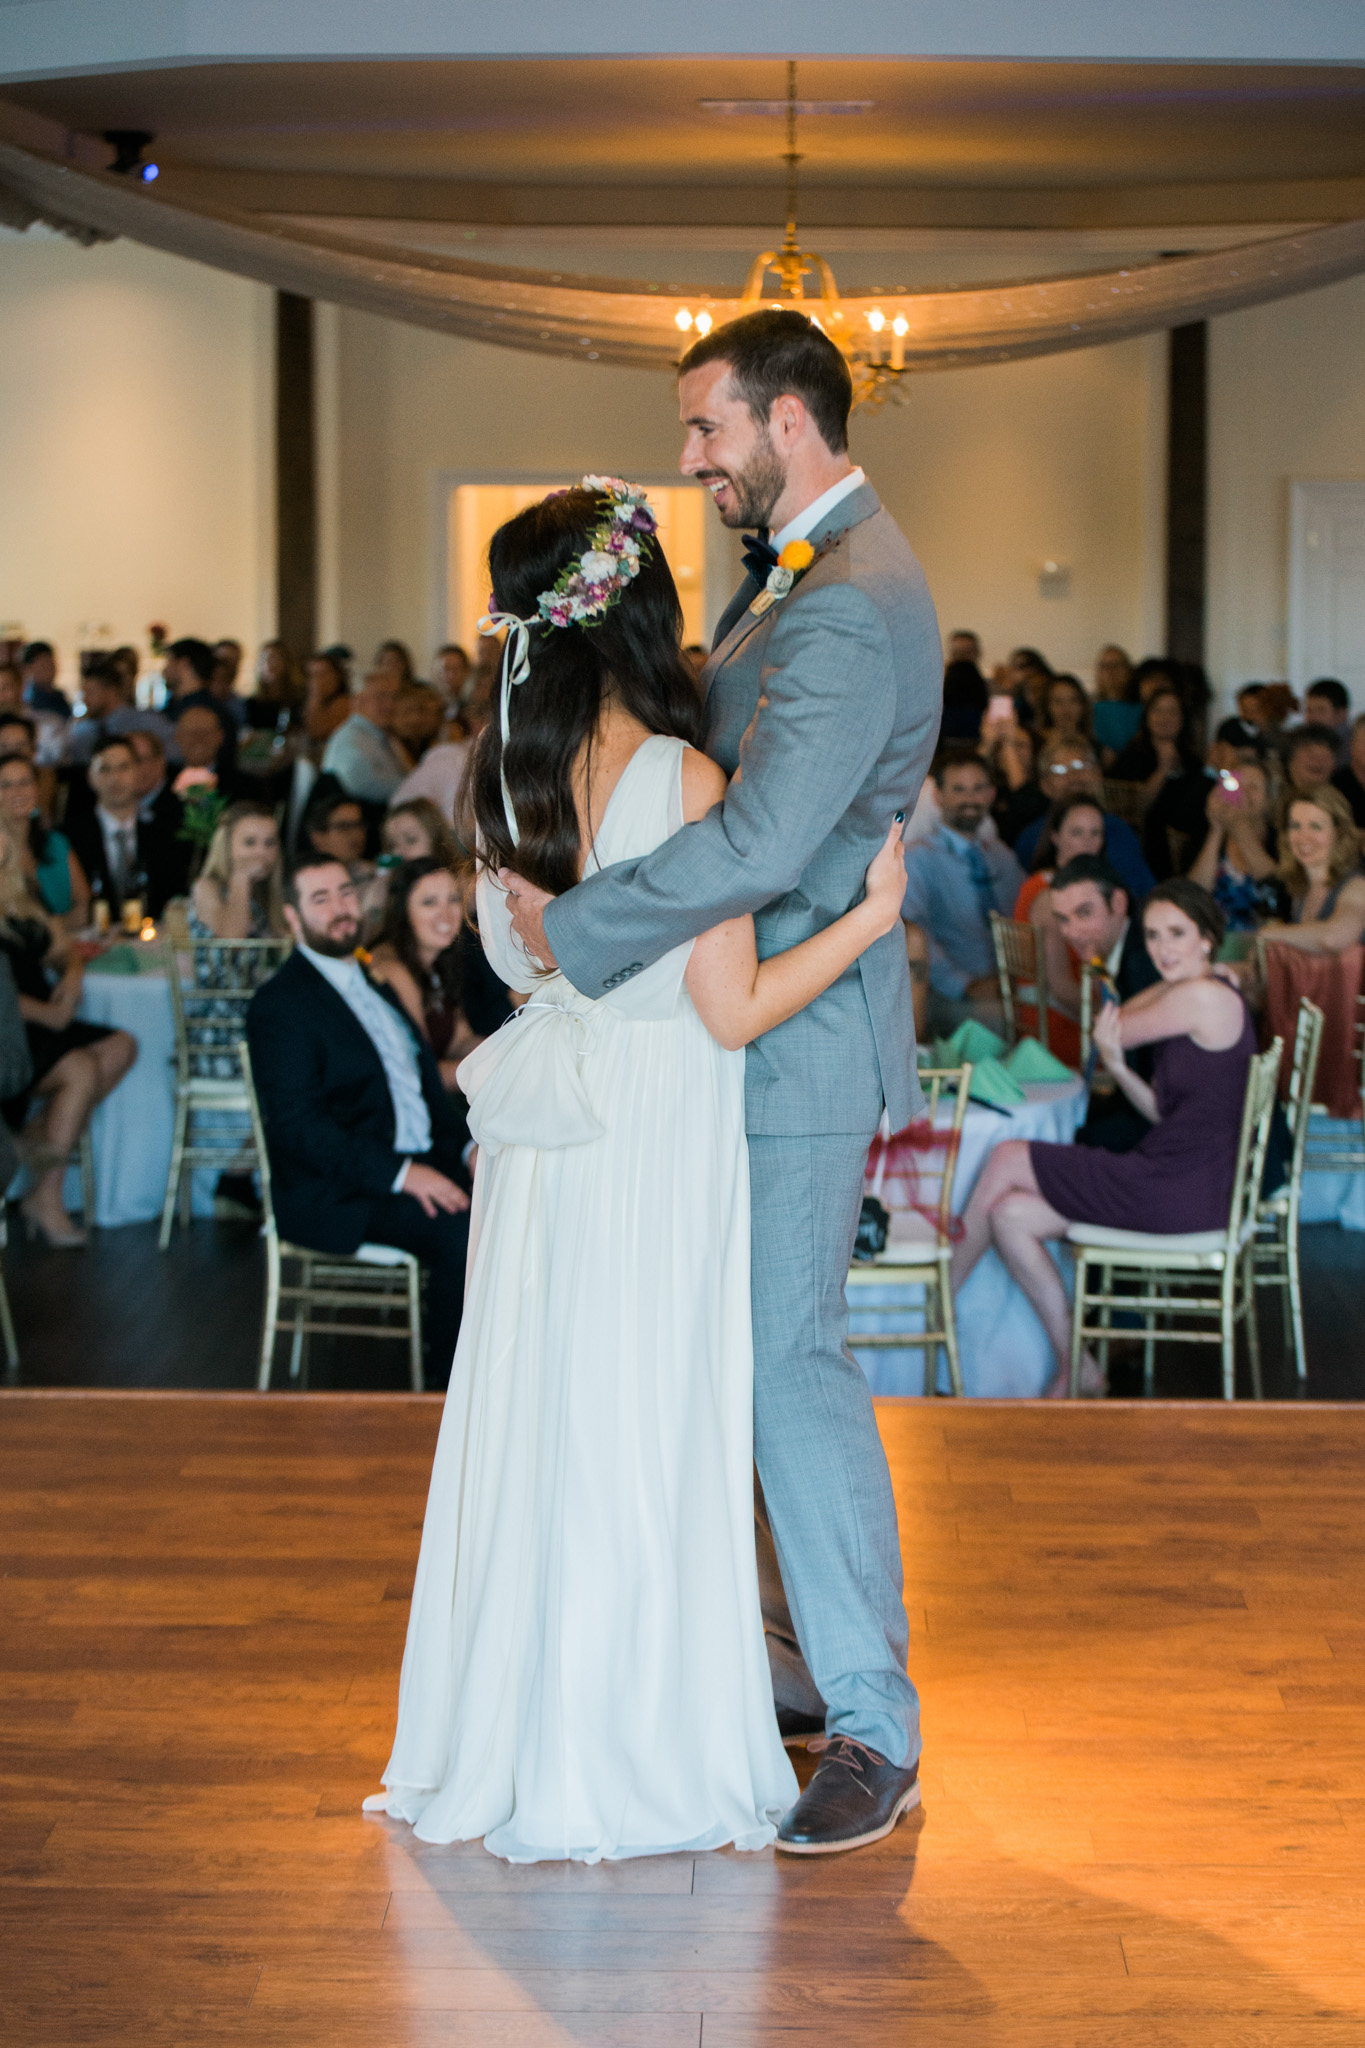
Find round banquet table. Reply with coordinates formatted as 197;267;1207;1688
70;965;216;1228
849;1077;1088;1400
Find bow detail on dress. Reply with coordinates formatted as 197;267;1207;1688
455;1000;605;1155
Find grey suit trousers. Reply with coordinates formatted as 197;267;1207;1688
748;1129;921;1767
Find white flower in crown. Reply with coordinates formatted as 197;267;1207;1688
579;550;618;585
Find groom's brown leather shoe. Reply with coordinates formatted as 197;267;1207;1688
775;1736;920;1855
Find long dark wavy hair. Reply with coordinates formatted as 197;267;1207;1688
467;486;705;895
377;856;464;1007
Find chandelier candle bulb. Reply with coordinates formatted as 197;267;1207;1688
868;310;885;332
694;311;713;335
675;308;693;331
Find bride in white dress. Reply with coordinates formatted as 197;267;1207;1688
365;480;905;1863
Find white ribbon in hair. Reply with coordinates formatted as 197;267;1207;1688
477;609;536;847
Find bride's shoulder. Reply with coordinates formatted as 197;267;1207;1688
679;741;727;824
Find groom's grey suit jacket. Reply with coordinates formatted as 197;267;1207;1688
545;480;942;1136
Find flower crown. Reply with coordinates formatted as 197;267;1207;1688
537;476;658;629
478;476;658;850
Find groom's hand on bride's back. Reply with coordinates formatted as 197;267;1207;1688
499;870;559;972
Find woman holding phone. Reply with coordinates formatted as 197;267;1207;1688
1188;757;1284;934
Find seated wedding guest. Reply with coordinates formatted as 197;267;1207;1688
321;667;409;807
1258;786;1365;957
188;801;288;941
383;797;464;869
0;828;135;1246
1092;643;1140;762
367;857;513;1088
303;787;369;870
950;878;1253;1397
161;636;217;709
432;644;470;712
1012;793;1107;924
392;737;471;824
1108;686;1210;878
1041;673;1093;749
126;730;179;830
0;753;88;925
21;641;70;725
302;648;354;754
207;639;247;730
940;657;988;741
1004;645;1052;727
901;747;1024;1035
1284;726;1339;798
1331;713;1365;828
246;854;473;1386
1208;713;1264;773
374;638;416;688
946;629;982;667
985;718;1047;847
63;651;173;768
1187;756;1285;935
173;699;239;796
66;735;190;920
1013;740;1154;901
1302;676;1351;756
0;662;23;713
1045;854;1159;1152
246;639;304;728
391;681;445;764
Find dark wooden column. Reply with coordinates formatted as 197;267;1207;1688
1165;320;1207;666
275;291;316;661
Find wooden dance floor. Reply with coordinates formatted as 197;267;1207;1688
3;1393;1364;2046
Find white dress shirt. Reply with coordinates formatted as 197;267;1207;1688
299;944;431;1188
770;466;866;554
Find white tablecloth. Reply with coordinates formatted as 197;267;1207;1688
1297;1119;1365;1231
850;1078;1088;1400
73;968;216;1228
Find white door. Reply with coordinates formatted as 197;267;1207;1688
1289;480;1365;694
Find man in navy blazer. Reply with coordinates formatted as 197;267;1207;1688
246;853;472;1387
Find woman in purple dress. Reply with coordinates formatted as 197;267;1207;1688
950;878;1254;1397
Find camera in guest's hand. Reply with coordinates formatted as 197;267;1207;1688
1217;769;1244;808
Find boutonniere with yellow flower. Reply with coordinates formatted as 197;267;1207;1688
749;538;817;618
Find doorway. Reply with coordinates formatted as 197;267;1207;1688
1289;480;1365;694
445;481;709;656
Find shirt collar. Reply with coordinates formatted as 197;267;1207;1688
96;805;137;836
1105;919;1130;979
770;468;866;554
938;823;981;856
300;942;364;992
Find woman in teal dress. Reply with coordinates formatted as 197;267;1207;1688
0;751;89;926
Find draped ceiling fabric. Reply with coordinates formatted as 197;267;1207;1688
4;131;1365;379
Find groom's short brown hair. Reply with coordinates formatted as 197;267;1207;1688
680;308;853;456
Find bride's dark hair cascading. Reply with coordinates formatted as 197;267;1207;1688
467;486;706;897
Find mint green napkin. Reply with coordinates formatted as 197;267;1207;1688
85;943;145;976
962;1054;1026;1108
931;1017;1006;1067
1002;1035;1075;1083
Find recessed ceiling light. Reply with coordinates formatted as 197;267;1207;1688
699;99;875;116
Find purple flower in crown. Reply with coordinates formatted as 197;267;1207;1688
630;505;656;534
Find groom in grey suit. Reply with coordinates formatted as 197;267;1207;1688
503;308;941;1853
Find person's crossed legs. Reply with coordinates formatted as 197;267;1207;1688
951;1138;1099;1398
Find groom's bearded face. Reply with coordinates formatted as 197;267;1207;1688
679;365;789;530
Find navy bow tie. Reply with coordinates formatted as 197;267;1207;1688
741;531;779;583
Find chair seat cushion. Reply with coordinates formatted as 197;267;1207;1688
276;1237;417;1270
1066;1221;1228;1255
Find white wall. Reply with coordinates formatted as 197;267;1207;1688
330;307;1165;684
5;223;1365;715
1208;272;1365;698
0;225;273;692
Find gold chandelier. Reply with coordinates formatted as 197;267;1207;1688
675;63;910;410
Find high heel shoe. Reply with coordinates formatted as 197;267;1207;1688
20;1199;87;1249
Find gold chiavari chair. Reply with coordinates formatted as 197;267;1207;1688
1067;1042;1282;1401
1252;998;1324;1382
989;911;1052;1052
846;1065;973;1398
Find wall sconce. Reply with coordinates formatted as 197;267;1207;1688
1038;561;1071;599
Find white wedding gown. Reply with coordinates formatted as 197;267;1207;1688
364;734;797;1862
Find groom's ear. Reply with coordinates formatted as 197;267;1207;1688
769;392;807;446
